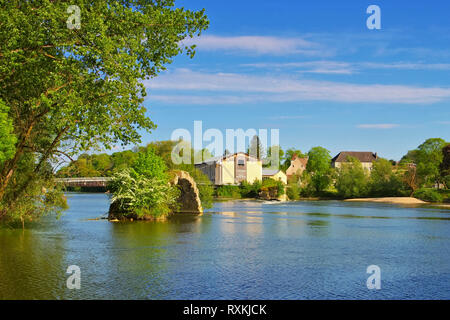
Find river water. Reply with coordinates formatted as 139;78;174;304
0;192;449;299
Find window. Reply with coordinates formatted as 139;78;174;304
238;159;245;166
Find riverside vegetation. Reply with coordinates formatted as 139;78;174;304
57;137;450;205
286;138;450;203
0;1;209;224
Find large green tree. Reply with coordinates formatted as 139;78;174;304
441;144;450;188
335;157;368;198
306;146;333;193
0;1;208;220
415;138;448;187
368;158;403;197
248;135;265;160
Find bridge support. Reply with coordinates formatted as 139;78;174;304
171;170;203;214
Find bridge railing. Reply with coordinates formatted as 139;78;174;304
56;177;112;188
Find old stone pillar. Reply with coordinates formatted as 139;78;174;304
171;170;203;214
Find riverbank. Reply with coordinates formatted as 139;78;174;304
215;196;428;205
344;197;427;205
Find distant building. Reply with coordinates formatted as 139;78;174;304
331;151;378;171
195;152;262;185
286;154;308;179
262;169;287;184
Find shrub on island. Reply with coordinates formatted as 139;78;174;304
108;147;179;221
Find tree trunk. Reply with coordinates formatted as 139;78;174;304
0;118;36;201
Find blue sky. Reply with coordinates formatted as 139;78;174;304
137;0;450;161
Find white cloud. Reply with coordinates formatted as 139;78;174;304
269;115;308;120
242;61;354;74
242;61;450;74
360;62;450;71
357;124;400;129
183;35;328;56
145;69;450;105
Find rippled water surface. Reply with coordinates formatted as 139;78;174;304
1;193;449;299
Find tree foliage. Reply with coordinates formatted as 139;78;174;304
413;188;443;203
0;99;16;163
133;147;168;180
186;167;214;209
109;169;179;218
0;1;208;220
248;135;265;160
264;145;284;169
306;146;333;193
286;181;300;200
240;180;262;198
368;158;404;197
335;157;368;198
109;146;179;217
440;144;450;188
260;178;285;198
415;138;447;187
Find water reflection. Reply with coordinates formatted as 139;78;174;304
0;227;67;299
0;194;449;299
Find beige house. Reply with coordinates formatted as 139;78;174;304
331;151;378;171
195;152;262;185
262;169;287;184
286;154;308;179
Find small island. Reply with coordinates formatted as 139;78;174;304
107;148;203;221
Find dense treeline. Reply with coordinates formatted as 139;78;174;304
58;140;215;210
286;138;450;203
58;137;450;204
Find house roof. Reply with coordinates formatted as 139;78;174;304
262;169;282;176
194;152;259;165
332;151;377;163
296;157;308;167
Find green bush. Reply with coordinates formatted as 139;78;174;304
413;188;444;203
215;185;241;198
261;178;285;197
438;188;450;203
108;148;179;218
298;171;315;197
109;169;180;218
443;175;450;189
286;182;300;200
240;180;262;198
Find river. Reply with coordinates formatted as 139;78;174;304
0;192;449;299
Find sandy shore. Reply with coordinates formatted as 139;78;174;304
344;197;427;205
431;204;450;209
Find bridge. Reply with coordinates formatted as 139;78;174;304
56;177;111;188
56;177;211;190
